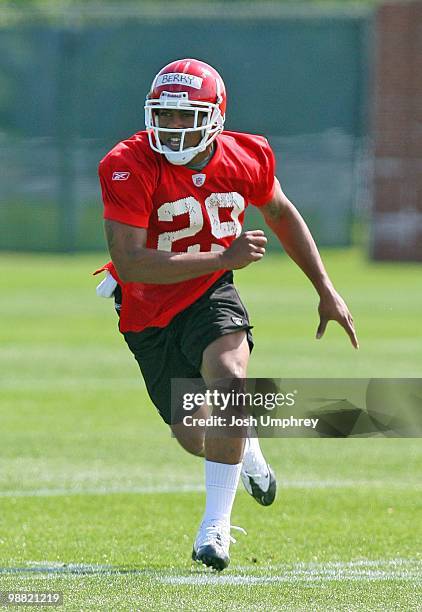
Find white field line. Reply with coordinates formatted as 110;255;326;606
160;571;422;585
0;559;420;584
0;484;205;497
0;479;421;498
165;558;422;585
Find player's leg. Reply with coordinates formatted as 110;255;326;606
171;404;206;457
201;330;250;463
191;330;249;570
123;325;206;458
203;333;278;503
181;276;276;570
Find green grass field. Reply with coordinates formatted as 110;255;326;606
0;250;421;611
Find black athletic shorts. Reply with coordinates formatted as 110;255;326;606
121;271;253;425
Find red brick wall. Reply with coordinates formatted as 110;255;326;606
371;1;422;260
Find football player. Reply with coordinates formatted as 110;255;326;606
96;58;358;571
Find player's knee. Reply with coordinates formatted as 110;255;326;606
177;436;205;457
172;425;205;457
213;356;247;381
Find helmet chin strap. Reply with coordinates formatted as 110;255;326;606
162;142;206;166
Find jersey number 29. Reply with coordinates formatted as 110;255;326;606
157;192;245;252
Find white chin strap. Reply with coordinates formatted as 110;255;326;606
162;143;206;166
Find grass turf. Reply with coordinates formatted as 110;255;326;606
0;250;421;610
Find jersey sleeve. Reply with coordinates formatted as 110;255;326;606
98;148;157;228
248;138;276;207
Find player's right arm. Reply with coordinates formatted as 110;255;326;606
104;219;267;284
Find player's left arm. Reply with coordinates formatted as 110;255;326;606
260;177;359;349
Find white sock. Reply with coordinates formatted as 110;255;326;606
203;460;242;523
242;436;269;476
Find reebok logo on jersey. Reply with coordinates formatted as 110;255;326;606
192;173;206;187
155;73;203;90
112;171;130;181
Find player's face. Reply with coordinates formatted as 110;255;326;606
156;109;204;151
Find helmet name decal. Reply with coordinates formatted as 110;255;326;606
155;73;203;90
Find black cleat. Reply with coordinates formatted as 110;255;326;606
192;521;246;571
241;463;277;506
192;544;229;572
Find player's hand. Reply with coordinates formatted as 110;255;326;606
316;288;359;349
221;230;267;270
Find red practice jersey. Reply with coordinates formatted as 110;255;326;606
98;130;276;332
